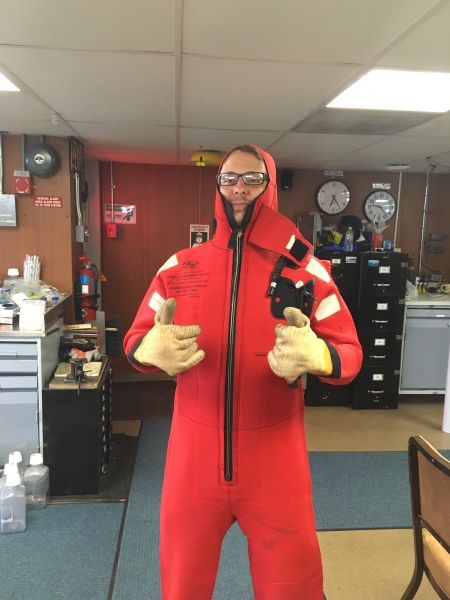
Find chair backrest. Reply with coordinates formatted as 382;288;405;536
412;435;450;551
405;436;450;599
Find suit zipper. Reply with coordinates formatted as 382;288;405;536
224;230;243;481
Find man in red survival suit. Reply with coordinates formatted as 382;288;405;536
124;145;362;600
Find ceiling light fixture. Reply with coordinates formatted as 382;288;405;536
385;164;410;171
0;72;20;92
327;69;450;113
190;148;223;167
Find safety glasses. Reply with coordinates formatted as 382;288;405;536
216;172;269;186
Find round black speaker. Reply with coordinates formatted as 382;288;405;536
24;142;60;178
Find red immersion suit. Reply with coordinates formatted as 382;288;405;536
124;147;362;600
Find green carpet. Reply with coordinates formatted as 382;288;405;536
0;503;124;600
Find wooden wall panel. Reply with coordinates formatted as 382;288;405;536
423;174;450;278
100;162;450;373
0;134;81;297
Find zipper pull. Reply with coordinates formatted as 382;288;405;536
237;230;243;238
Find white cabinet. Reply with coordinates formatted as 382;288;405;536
0;319;62;466
399;295;450;394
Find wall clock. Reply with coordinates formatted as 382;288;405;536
315;180;350;215
363;190;397;222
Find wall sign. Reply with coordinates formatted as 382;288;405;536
33;196;63;208
190;224;209;247
324;170;343;176
372;183;391;189
104;203;136;224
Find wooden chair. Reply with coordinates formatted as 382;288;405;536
401;436;450;600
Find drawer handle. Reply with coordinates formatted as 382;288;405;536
369;390;384;394
374;283;391;287
370;355;386;359
372;320;389;323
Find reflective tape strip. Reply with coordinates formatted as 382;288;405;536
149;291;165;312
157;254;178;274
286;235;296;250
315;294;340;321
305;257;331;282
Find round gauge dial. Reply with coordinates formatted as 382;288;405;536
315;180;350;215
363;190;397;222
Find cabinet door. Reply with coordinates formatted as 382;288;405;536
401;315;450;390
0;391;39;466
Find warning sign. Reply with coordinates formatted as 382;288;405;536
190;224;209;247
33;196;63;208
104;204;136;224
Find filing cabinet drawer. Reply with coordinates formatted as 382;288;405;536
0;359;38;374
0;375;38;389
358;330;402;367
357;295;405;332
0;342;38;357
305;374;350;407
352;366;400;409
359;253;407;296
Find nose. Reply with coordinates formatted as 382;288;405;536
233;178;247;194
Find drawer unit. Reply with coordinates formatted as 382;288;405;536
359;253;407;296
42;360;113;496
357;295;405;332
352;252;408;410
0;322;63;468
304;374;350;407
358;330;402;367
352;366;400;409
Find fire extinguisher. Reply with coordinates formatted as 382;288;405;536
75;255;100;321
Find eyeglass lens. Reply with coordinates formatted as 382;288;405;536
217;172;266;186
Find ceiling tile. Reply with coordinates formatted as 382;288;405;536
340;135;450;164
397;113;450;138
268;133;386;163
375;3;450;71
294;108;437;135
0;118;74;137
1;0;173;52
183;0;436;63
0;91;53;120
0;48;175;126
71;123;175;152
181;57;358;130
180;128;283;153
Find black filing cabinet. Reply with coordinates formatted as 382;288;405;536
352;252;407;409
42;359;113;495
305;249;360;407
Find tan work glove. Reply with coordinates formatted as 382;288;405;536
267;307;332;382
134;298;205;376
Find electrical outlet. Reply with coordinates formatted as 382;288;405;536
428;233;448;242
431;274;442;282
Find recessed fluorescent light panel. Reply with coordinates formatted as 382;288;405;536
327;69;450;113
0;73;20;92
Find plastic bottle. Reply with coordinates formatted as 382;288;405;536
9;452;24;482
0;472;26;534
344;227;354;252
3;269;20;301
24;453;49;509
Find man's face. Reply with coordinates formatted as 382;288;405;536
219;150;268;224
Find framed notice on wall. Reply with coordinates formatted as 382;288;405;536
190;224;209;247
104;203;136;224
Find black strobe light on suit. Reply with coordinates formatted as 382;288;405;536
280;169;294;191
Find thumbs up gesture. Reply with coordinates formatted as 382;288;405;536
134;298;205;376
267;307;332;382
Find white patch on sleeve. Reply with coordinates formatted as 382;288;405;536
149;291;165;312
286;235;296;250
315;294;341;321
157;254;178;274
305;257;331;282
